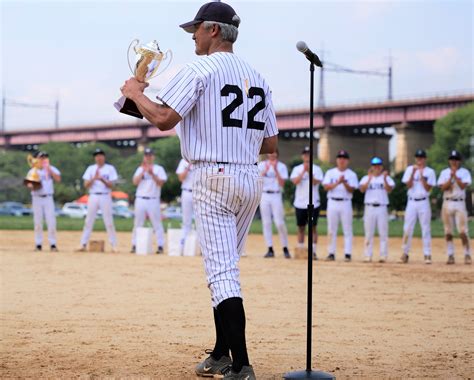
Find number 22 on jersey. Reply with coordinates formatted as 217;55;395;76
221;84;265;130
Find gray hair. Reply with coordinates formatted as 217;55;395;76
203;20;239;43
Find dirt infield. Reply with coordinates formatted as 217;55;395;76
1;230;473;379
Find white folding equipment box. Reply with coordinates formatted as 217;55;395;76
136;227;153;255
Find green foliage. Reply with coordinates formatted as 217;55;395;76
427;103;474;173
0;150;31;203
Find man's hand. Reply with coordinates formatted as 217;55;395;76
338;175;345;184
120;78;149;101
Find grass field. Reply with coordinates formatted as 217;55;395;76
1;215;471;238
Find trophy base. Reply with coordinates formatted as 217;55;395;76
24;179;42;190
114;96;143;119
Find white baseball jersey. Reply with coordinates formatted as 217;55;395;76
82;164;118;194
258;160;288;191
176;159;194;190
359;174;395;205
402;165;436;199
133;164;167;198
158;51;278;307
157;52;278;164
437;167;472;199
29;166;60;196
291;164;324;208
323;168;358;199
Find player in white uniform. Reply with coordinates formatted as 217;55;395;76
77;148;119;252
437;150;472;265
131;148;167;254
120;3;278;378
176;158;194;254
399;149;436;264
322;150;358;262
359;157;395;263
290;146;324;259
258;151;290;258
26;151;61;252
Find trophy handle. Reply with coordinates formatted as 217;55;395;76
127;39;140;75
150;49;173;79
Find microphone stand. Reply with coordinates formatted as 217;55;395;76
284;63;334;379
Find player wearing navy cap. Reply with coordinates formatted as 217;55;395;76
359;157;395;262
120;2;278;378
437;150;472;264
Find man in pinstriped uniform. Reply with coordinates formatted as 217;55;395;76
120;2;278;379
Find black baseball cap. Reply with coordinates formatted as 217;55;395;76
180;2;241;33
38;151;49;158
448;150;462;160
301;146;310;154
144;148;154;155
336;150;350;159
414;149;426;158
93;148;105;156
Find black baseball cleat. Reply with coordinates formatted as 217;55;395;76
264;248;275;258
283;247;291;259
156;246;164;254
325;253;335;261
50;245;58;252
130;246;136;254
344;254;352;262
34;245;42;252
313;252;318;260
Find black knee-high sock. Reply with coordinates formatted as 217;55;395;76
212;307;230;360
217;297;250;372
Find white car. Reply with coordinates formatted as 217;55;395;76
61;202;88;218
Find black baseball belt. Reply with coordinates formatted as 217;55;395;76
444;198;464;202
35;194;53;198
137;196;157;199
330;198;350;201
365;203;387;207
409;197;427;201
264;190;280;194
182;189;193;193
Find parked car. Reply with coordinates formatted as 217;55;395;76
163;206;182;220
61;202;88;218
113;205;133;219
0;202;33;216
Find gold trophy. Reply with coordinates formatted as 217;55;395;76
114;39;172;119
23;154;42;190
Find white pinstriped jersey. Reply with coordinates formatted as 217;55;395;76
133;164;167;198
258;160;288;192
158;52;279;164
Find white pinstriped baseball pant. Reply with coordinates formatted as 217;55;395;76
192;163;263;308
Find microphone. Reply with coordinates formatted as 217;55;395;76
296;41;323;67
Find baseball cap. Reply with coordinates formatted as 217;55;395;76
38;151;49;158
180;2;241;33
336;150;350;159
414;149;426;158
448;150;462;160
144;148;154;155
370;156;383;165
93;148;105;156
301;146;310;154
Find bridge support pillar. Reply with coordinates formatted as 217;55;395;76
394;123;434;173
319;127;390;168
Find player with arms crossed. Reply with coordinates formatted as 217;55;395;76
359;157;395;263
399;149;436;264
131;148;167;254
26;151;61;252
322;150;358;262
258;151;291;258
120;2;278;378
437;150;472;265
77;148;119;253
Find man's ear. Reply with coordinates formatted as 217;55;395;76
210;23;220;37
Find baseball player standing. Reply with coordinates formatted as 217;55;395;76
176;158;194;254
77;148;119;253
359;157;395;262
130;148;167;254
120;2;278;378
437;150;472;265
399;149;436;264
26;151;61;252
323;150;358;262
290;146;324;259
258;151;291;258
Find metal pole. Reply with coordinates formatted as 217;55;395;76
388;59;393;101
1;90;5;132
55;99;59;129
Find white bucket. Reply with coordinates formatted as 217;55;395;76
183;230;200;257
136;227;153;255
167;228;182;256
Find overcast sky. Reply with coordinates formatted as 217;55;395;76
1;0;472;131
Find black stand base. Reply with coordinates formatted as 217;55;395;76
114;96;143;119
284;370;335;379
